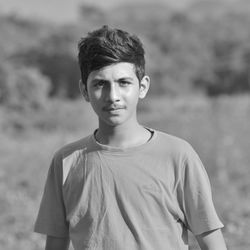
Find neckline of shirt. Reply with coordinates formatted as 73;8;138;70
89;127;157;154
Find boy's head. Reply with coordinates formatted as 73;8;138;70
78;25;145;88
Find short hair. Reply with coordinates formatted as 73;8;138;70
78;25;145;87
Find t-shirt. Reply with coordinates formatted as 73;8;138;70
34;129;223;250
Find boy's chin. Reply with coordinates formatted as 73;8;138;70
100;116;128;127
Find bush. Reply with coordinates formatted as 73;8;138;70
1;66;51;111
12;49;80;99
193;42;250;96
0;63;9;103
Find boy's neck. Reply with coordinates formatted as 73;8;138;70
95;122;151;148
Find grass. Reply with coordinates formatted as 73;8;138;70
0;95;249;249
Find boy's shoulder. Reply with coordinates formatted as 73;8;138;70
155;130;195;156
155;130;203;171
53;134;94;161
153;129;201;166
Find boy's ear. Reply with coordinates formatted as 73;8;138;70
139;75;150;99
79;80;89;102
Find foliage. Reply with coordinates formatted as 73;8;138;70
78;4;107;26
192;8;250;96
1;96;250;249
0;63;9;103
10;27;81;98
0;65;51;111
0;14;51;57
2;0;250;98
16;49;80;98
0;2;250;249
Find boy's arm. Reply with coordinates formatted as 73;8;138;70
195;228;227;250
45;235;70;250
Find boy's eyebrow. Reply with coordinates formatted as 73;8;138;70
117;77;134;81
91;77;134;83
91;78;109;84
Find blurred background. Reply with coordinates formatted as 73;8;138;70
0;0;250;249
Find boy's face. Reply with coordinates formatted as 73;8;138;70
82;62;149;127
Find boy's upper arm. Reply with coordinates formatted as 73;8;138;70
34;153;69;237
45;235;70;250
179;144;224;235
195;228;227;250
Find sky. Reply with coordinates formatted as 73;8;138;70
0;0;194;23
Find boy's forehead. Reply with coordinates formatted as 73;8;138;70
89;62;137;80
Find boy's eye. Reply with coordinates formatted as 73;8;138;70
94;81;105;88
119;80;131;86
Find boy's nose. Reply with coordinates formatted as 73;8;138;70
106;83;120;102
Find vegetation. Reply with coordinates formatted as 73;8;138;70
1;96;250;249
0;0;250;249
0;64;50;111
1;0;250;101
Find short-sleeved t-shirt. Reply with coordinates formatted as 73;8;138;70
34;129;223;250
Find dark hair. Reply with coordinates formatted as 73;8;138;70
78;25;145;87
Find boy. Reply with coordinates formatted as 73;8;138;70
34;26;227;250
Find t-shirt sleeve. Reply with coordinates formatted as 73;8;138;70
34;152;69;237
179;145;224;235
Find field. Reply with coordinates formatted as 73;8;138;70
0;95;249;249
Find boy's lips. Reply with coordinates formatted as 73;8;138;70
103;105;125;111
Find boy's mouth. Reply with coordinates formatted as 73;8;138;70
103;105;125;111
